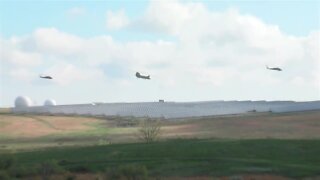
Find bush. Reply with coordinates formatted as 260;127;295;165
63;172;77;180
37;160;64;180
68;165;92;173
0;171;10;180
0;155;15;170
105;165;148;180
8;166;37;178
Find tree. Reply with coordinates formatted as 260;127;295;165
138;118;162;143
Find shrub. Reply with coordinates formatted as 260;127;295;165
0;171;10;180
137;118;162;143
37;160;64;180
105;165;148;180
0;155;15;170
8;166;37;178
64;172;77;180
68;165;92;173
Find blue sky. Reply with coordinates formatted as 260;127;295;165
1;1;319;37
0;0;319;107
1;1;148;39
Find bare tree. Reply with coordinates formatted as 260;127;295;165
138;118;162;143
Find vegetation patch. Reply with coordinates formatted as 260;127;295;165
0;139;319;179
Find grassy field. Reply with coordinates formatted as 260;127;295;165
0;111;320;150
0;111;319;179
1;139;320;179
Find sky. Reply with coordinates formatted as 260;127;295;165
0;0;319;107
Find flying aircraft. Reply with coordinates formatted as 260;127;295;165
136;72;150;80
266;65;282;71
39;75;53;79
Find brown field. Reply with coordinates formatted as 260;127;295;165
0;114;101;138
0;110;319;150
162;111;320;139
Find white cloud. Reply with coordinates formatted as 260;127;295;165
32;28;84;55
66;7;86;17
2;1;319;105
106;9;129;30
44;62;104;86
0;38;42;67
2;49;42;67
9;68;36;82
313;72;320;92
191;67;236;87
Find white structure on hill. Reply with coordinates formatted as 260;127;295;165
14;96;33;108
12;100;320;119
44;99;57;106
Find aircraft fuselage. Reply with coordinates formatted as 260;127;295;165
40;76;53;79
266;66;282;71
136;72;150;79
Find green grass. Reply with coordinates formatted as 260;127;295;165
3;139;320;178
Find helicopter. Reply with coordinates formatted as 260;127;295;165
135;72;151;80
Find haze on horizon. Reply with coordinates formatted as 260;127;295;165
0;0;319;107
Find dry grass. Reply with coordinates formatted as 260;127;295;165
0;108;11;114
0;114;101;138
161;111;320;139
0;111;319;149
